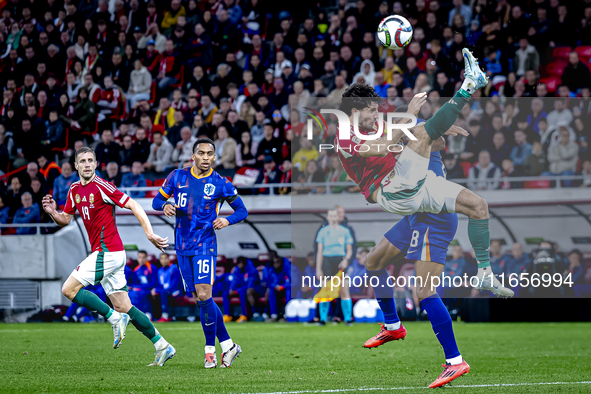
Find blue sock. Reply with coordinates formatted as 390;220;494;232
214;301;231;343
222;291;230;316
319;302;330;322
420;294;460;360
341;299;352;322
368;269;400;325
198;298;217;347
238;289;248;316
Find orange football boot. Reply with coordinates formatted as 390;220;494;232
236;315;248;323
429;360;470;388
223;315;232;323
363;323;407;348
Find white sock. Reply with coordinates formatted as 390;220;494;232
107;310;121;324
161;312;169;319
220;339;234;353
154;336;168;350
460;77;477;95
446;355;463;365
271;314;278;319
477;267;492;277
205;345;216;354
385;322;401;331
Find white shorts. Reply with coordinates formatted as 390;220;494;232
71;250;128;296
376;148;464;215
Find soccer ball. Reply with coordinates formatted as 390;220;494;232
377;15;413;50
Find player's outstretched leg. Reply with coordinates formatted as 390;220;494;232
363;238;407;348
414;261;470;388
454;189;514;298
62;276;130;349
109;292;175;366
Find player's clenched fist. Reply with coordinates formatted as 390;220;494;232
163;203;177;218
213;218;230;230
42;195;57;215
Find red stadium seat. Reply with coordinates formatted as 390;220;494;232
575;46;591;64
552;47;572;60
543;59;568;77
171;66;185;89
524;180;551;189
460;161;472;177
538;76;561;93
145;179;158;197
154;178;166;187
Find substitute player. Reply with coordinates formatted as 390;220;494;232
336;48;512;297
152;137;248;368
42;147;176;367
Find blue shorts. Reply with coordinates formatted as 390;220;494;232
177;255;217;292
385;212;458;264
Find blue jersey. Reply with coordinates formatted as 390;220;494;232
157;263;184;296
158;167;239;256
385;151;459;264
316;225;354;257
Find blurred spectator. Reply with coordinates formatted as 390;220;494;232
512;38;539;78
504;243;532;277
500;158;524;189
154;253;183;322
510;130;533;168
104;162;123;187
13;192;40;235
236;131;258;168
41;110;63;154
213;126;237;171
347;249;368;295
199;94;218;123
543;127;579;187
443;153;465;179
120;161;147;198
489;240;508;275
546;100;573;137
225;256;263;322
127;59;152;108
172;127;196;166
295;159;325;194
61;88;97;141
29;178;45;211
119;135;135;172
293;135;319;173
564;250;585;286
467;150;501;190
255;155;283;195
53;162;79;207
132;128;151;163
302;252;318;296
448;0;472;27
0;194;10;225
95;130;120;172
262;252;292;322
145;131;174;173
255;123;282;166
166;111;189;147
524;141;548;176
490;132;511;168
325;155;348;193
561;52;591;94
460;120;485;162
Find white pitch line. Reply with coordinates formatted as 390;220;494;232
241;381;591;394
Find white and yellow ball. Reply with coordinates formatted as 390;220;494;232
377;15;413;50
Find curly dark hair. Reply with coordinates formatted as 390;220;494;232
340;83;383;116
192;137;215;153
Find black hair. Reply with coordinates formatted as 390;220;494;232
237;256;248;265
192;137;215;154
138;250;147;255
340;83;383;116
74;146;96;162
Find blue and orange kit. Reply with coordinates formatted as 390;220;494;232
152;167;248;256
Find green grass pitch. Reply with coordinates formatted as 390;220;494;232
2;322;590;393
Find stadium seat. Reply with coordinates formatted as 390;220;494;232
460;161;472;177
538;76;561;93
543;59;568;78
575;46;591;64
257;252;271;263
145;179;158;197
524;180;551;189
154;178;166;187
171;65;185;89
552;47;572;60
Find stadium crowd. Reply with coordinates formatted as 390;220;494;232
1;0;591;233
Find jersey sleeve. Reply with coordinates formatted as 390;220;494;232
63;185;77;214
222;179;239;202
96;181;130;208
315;228;324;244
159;170;176;199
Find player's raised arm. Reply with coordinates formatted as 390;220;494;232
42;194;74;227
125;198;169;252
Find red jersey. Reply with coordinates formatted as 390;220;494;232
64;176;130;252
335;126;397;202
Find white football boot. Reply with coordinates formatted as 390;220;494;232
462;48;489;91
149;344;176;367
221;344;242;368
112;313;130;349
